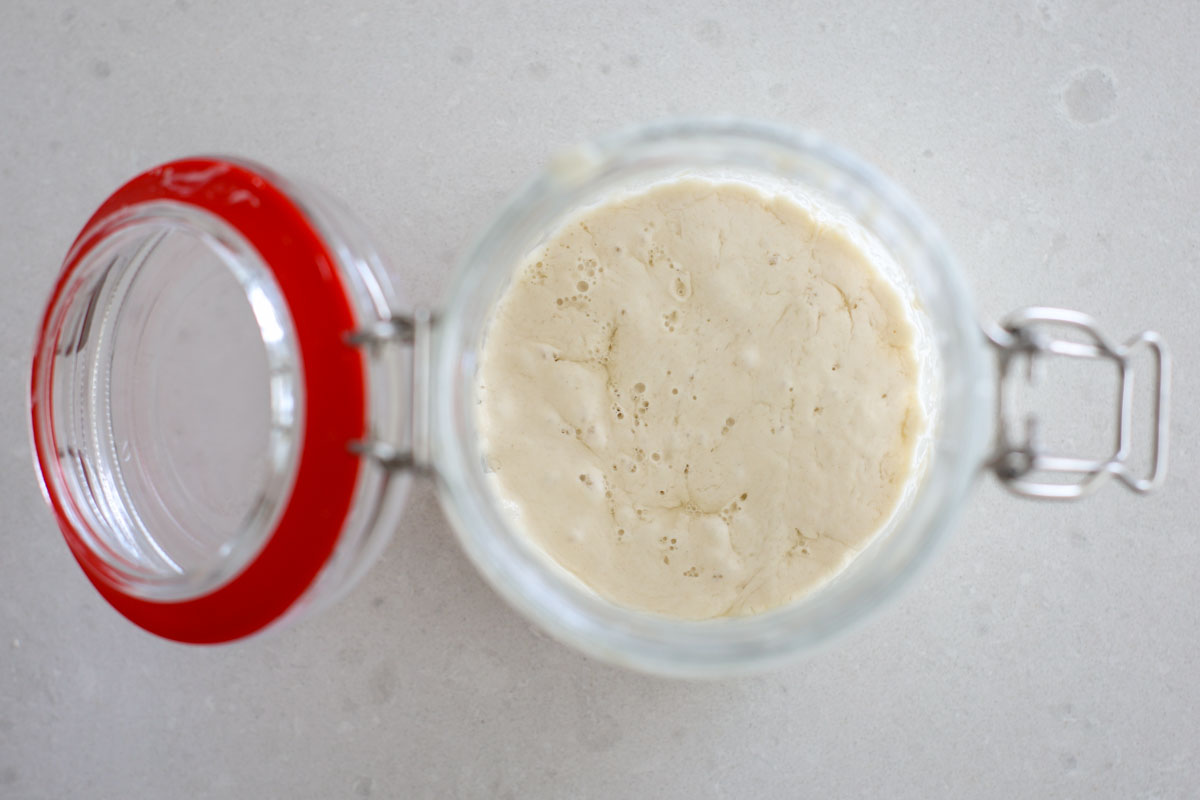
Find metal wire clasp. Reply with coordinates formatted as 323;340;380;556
985;307;1170;499
345;308;433;473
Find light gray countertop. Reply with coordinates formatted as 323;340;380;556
1;1;1196;797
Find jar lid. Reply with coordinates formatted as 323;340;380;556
30;158;377;642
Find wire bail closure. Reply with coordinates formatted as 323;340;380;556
986;307;1170;499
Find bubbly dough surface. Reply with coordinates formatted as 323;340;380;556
477;180;922;618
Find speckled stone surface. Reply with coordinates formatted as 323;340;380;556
1;1;1196;797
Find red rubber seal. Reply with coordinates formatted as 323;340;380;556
30;158;366;643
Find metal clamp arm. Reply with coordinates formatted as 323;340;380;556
986;307;1170;499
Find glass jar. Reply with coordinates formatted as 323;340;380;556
29;119;1169;675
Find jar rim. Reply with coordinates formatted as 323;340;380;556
431;117;993;676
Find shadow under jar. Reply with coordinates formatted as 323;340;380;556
29;120;1169;676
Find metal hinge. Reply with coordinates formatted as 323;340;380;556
345;307;433;473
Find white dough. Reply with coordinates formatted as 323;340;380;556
476;180;923;618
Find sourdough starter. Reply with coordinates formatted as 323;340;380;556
476;180;922;618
